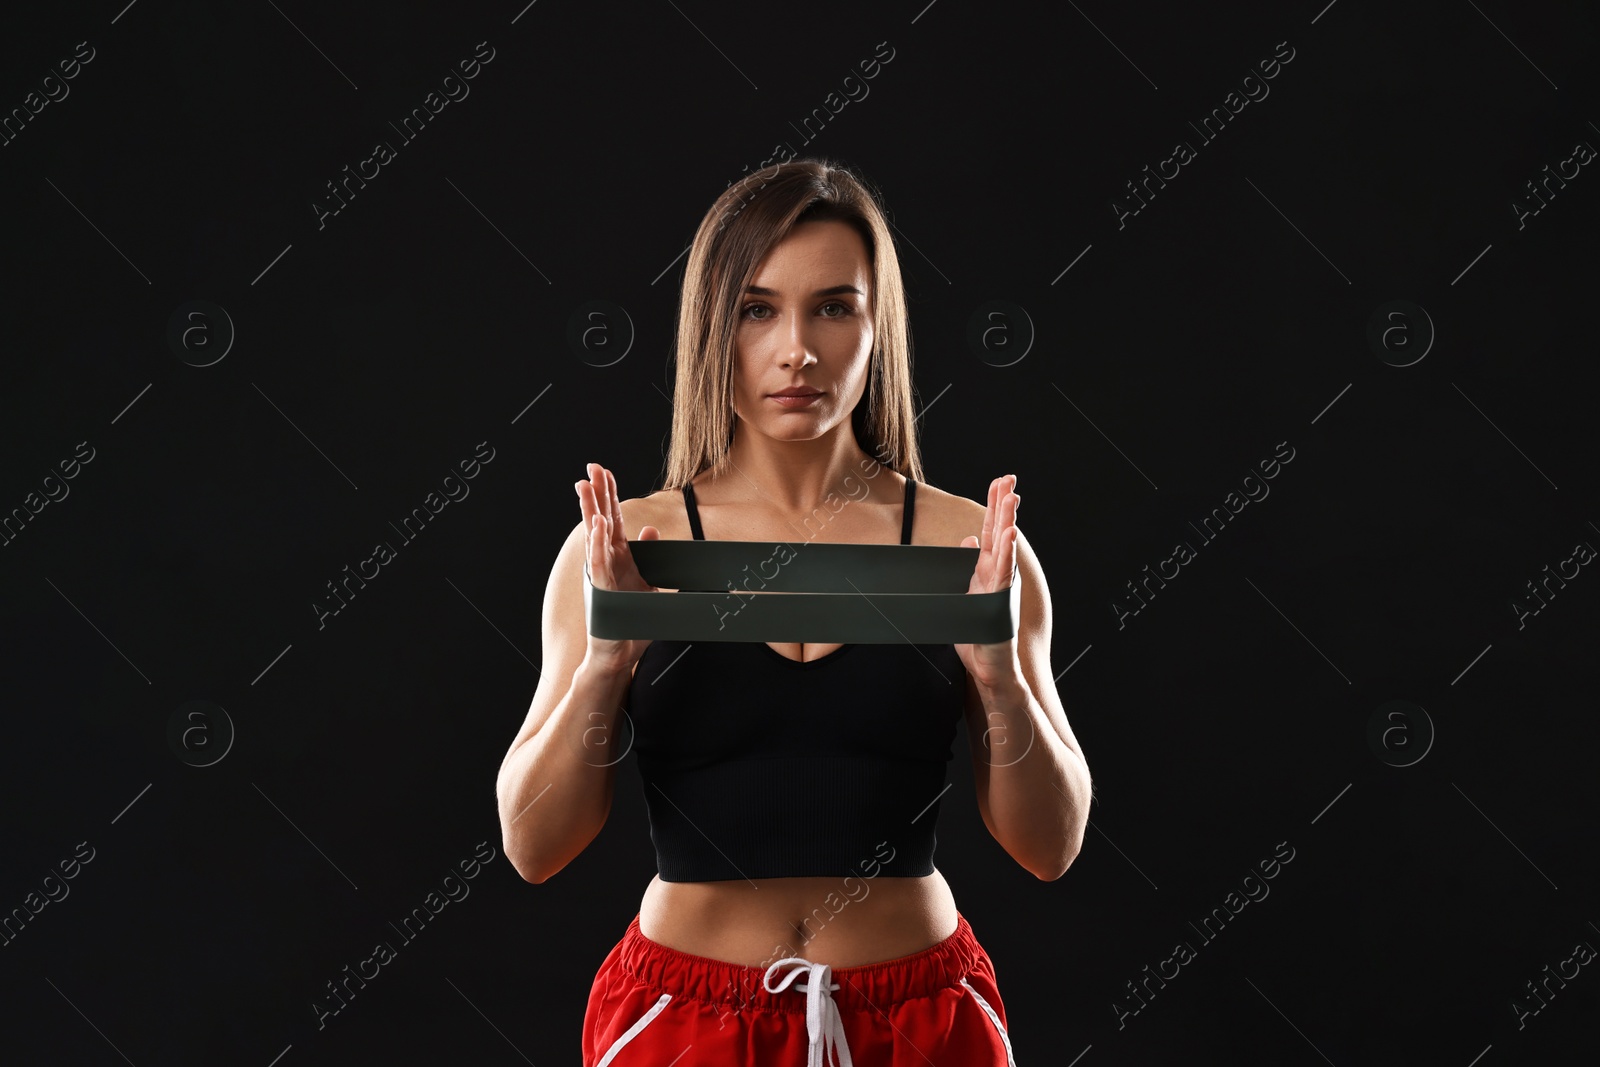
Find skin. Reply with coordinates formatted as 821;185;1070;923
573;220;1047;970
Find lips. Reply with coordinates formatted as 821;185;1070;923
769;388;822;397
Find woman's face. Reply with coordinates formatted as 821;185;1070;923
730;219;875;444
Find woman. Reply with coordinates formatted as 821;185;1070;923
496;159;1092;1065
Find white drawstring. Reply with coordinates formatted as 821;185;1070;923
762;957;854;1067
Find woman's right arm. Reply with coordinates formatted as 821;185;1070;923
496;465;659;883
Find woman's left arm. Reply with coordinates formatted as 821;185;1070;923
960;498;1094;881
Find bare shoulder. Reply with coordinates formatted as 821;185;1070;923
911;479;988;545
619;488;689;540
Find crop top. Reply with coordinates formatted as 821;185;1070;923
625;477;970;882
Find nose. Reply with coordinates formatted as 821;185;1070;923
778;313;818;369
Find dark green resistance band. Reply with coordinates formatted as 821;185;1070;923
584;539;1020;643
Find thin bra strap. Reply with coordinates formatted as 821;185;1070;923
681;482;706;540
900;478;917;545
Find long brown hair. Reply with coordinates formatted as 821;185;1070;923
660;158;924;491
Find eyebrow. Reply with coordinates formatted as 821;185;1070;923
743;284;865;298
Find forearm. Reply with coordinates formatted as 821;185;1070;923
497;655;631;882
974;671;1091;880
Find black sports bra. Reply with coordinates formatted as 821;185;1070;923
624;477;969;882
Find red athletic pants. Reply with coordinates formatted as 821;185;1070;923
583;911;1018;1065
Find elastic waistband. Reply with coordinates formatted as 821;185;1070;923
616;912;983;1014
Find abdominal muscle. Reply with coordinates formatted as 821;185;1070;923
638;869;961;969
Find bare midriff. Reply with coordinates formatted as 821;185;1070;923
638;870;961;968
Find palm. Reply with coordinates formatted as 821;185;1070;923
954;475;1021;691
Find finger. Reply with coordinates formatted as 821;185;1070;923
594;515;615;587
593;466;612;543
579;472;608;578
584;506;605;586
986;483;1019;588
1000;490;1019;558
576;483;601;585
584;477;602;533
576;476;596;535
588;467;608;529
1004;497;1021;581
981;476;999;555
602;465;622;537
589;464;605;526
609;471;628;549
580;466;597;525
583;481;605;540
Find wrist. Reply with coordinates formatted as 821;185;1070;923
973;662;1029;703
578;647;637;684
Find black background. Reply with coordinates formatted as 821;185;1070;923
2;1;1597;1064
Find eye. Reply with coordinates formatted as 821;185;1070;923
739;300;854;321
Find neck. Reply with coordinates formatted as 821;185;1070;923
709;424;893;516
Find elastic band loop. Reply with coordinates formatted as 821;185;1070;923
584;540;1019;643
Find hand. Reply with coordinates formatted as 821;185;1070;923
955;474;1021;692
576;462;662;673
